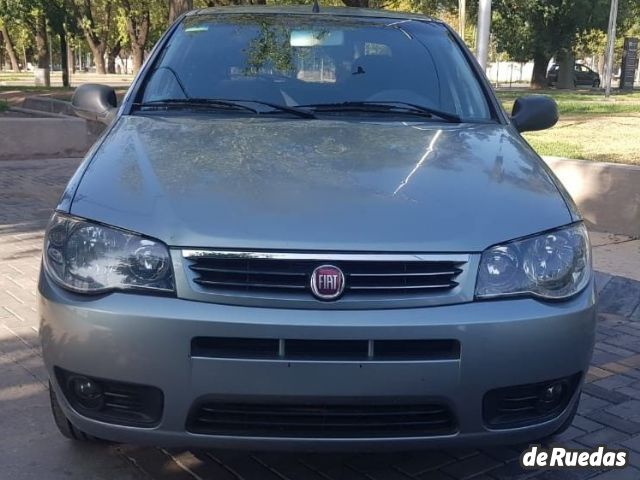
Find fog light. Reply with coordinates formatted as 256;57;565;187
540;381;565;407
483;373;581;428
70;376;104;410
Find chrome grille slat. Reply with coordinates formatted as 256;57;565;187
350;283;457;290
183;250;469;262
182;250;469;305
194;279;307;290
190;266;307;277
349;271;460;277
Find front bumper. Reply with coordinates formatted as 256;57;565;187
39;272;596;450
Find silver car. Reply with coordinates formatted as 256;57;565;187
39;6;595;450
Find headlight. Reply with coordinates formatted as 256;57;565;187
475;223;591;300
43;213;174;294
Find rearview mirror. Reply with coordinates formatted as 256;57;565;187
290;30;344;47
71;84;117;125
511;95;558;133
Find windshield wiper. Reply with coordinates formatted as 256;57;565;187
238;99;316;119
136;98;260;113
299;101;461;123
136;98;315;119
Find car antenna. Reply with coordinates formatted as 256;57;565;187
312;0;320;13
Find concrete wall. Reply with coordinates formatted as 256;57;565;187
544;156;640;237
485;61;534;84
22;96;75;116
0;118;91;160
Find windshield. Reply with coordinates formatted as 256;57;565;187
139;13;492;121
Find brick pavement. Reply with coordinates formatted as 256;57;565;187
1;157;640;479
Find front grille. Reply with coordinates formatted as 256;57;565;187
191;337;461;361
187;401;456;438
182;250;468;305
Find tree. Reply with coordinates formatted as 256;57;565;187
33;10;47;69
45;0;75;86
106;36;122;74
70;0;114;74
118;0;152;73
1;0;51;83
493;0;610;89
0;0;30;71
169;0;192;23
0;22;20;71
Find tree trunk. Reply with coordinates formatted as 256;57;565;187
531;52;551;89
86;44;106;74
35;15;48;69
597;54;605;79
72;0;110;75
556;50;575;89
107;40;121;74
169;0;193;23
1;24;21;71
131;45;144;74
60;33;69;87
34;14;50;86
107;53;116;74
67;43;75;74
122;2;150;75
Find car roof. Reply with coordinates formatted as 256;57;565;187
189;5;440;23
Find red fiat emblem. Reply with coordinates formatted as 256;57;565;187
310;265;345;300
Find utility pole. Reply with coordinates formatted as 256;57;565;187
459;0;466;39
476;0;492;70
604;0;619;98
47;25;53;71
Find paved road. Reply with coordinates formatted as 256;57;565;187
1;157;640;480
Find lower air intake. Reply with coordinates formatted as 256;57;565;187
187;401;456;438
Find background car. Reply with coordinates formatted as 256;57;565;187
547;63;601;87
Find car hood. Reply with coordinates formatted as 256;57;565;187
69;115;572;252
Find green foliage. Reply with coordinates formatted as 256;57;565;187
493;0;609;62
0;99;8;112
245;23;295;74
1;0;638;81
573;29;606;59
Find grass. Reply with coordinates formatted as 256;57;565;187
496;88;640;164
0;76;26;82
496;89;640;116
522;114;640;165
0;86;75;95
496;89;640;102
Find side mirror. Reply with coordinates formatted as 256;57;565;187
511;95;558;133
71;84;117;125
